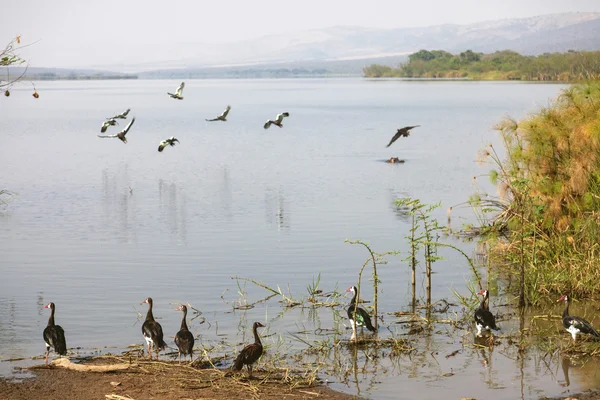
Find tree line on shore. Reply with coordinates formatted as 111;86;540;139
364;49;600;81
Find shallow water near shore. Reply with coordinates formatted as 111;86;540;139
2;78;598;399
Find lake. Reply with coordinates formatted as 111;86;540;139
4;78;596;399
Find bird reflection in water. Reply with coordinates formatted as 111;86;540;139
264;187;290;231
158;179;188;244
101;166;137;244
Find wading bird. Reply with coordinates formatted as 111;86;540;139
43;302;67;365
174;305;194;363
168;82;185;100
386;125;420;148
100;118;118;133
474;289;499;336
232;322;265;377
557;295;600;342
141;297;168;359
110;108;131;119
97;117;135;143
263;112;290;129
206;105;231;122
158;136;179;152
346;286;376;336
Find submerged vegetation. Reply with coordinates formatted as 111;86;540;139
364;49;600;81
473;80;600;302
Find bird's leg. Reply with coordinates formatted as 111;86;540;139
45;348;49;365
248;365;253;378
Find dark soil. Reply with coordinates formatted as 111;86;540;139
0;357;360;400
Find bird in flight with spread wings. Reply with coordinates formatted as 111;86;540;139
264;112;290;129
158;136;179;152
206;105;231;122
386;125;420;148
97;118;135;144
167;82;185;100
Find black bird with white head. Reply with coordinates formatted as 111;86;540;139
206;105;231;121
386;125;420;148
232;321;265;377
97;117;135;143
264;112;290;129
140;297;168;359
43;302;67;365
557;295;600;342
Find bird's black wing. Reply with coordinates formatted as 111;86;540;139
567;316;600;337
44;325;67;355
120;117;135;136
386;132;402;148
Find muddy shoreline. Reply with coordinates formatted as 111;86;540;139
0;356;360;400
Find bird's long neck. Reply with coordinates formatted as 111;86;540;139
180;309;189;331
484;291;490;310
350;289;358;307
253;325;262;346
47;307;55;327
563;299;570;319
145;302;154;322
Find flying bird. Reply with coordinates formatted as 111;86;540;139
168;82;185;100
264;112;290;129
386;125;420;148
206;105;231;122
100;118;118;133
110;108;131;119
97;117;135;143
158;136;179;152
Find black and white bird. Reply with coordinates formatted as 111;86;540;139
43;302;67;365
97;117;135;143
386;125;420;148
174;305;194;363
100;118;118;133
110;108;131;119
263;112;290;129
232;322;265;378
168;82;185;100
557;295;600;342
158;136;179;152
141;297;168;359
474;289;499;337
206;105;231;122
346;286;376;335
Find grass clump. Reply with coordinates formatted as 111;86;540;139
476;81;600;303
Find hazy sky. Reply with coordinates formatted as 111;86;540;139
3;0;599;68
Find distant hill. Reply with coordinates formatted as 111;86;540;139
19;12;600;77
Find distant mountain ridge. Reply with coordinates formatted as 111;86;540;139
97;12;600;73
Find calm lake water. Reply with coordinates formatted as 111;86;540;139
3;78;597;399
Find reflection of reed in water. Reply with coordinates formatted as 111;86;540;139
101;166;137;244
158;179;187;244
264;188;290;231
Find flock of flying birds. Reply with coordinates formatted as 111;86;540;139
96;81;419;152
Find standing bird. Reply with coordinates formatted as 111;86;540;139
158;136;179;152
100;118;118;133
141;297;168;359
97;117;135;143
474;289;499;336
206;105;231;122
110;108;131;119
168;82;185;100
557;295;600;342
232;322;265;377
43;302;67;365
174;305;194;363
386;125;420;148
263;112;290;129
346;286;376;335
